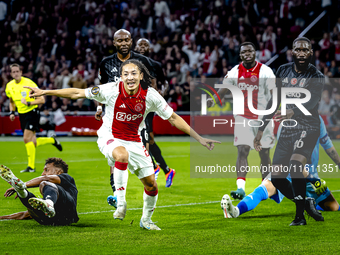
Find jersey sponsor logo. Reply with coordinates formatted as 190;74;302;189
111;67;118;72
21;91;27;97
91;86;100;95
135;102;143;112
291;78;297;85
286;92;301;98
239;76;245;80
107;139;114;145
116;112;143;121
250;75;257;82
238;83;259;90
282;77;288;83
119;103;126;108
299;78;306;87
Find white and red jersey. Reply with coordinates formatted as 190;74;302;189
223;61;276;120
85;81;173;142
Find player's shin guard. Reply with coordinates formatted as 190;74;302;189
271;176;294;200
25;141;36;169
142;188;158;222
290;160;306;218
237;184;268;215
149;143;169;174
114;161;128;207
42;185;58;204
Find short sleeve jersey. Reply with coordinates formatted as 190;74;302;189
223;61;276;120
5;77;38;114
85;82;173;142
276;63;325;137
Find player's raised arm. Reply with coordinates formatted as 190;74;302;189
167;112;220;151
24;86;86;100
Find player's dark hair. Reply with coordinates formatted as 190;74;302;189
240;42;256;51
120;59;154;90
293;37;311;48
45;157;68;173
10;63;21;71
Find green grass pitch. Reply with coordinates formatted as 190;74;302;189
0;138;339;254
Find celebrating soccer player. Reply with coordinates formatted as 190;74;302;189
254;37;325;226
25;59;220;230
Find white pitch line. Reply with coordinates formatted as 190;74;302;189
1;190;340;221
78;200;220;215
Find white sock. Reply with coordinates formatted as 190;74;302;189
142;189;158;222
236;178;246;191
16;189;28;198
45;198;54;204
114;168;128;207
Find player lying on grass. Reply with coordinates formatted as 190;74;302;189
222;116;340;219
0;158;79;225
25;59;220;230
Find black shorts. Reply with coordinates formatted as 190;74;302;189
19;108;40;133
273;129;319;167
145;112;155;133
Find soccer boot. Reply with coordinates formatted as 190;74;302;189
289;216;307;226
140;218;161;230
154;165;160;181
305;197;324;221
113;201;127;220
28;197;56;218
165;169;175;188
230;188;245;200
0;165;27;190
52;136;63;151
107;195;118;208
312;179;327;195
20;166;35;173
221;194;239;218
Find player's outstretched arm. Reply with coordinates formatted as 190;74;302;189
0;211;32;220
167;112;221;150
24;86;86;100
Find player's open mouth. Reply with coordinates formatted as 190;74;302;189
127;82;135;87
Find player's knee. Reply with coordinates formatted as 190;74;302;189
238;146;250;158
144;179;157;191
112;147;129;163
39;181;56;194
326;201;339;211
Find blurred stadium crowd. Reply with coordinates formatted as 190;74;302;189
0;0;340;125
